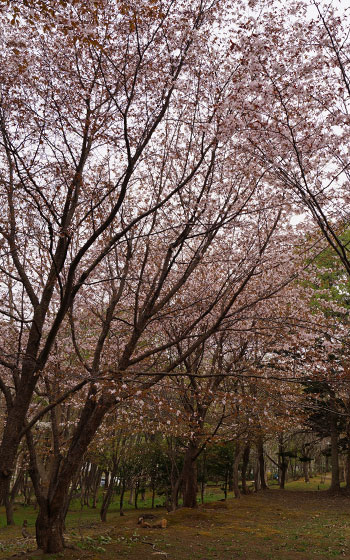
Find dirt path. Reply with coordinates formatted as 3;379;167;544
2;490;350;560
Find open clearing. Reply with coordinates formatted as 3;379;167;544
1;480;350;560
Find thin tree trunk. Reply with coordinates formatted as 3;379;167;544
303;461;310;483
346;430;350;490
257;438;268;490
128;486;134;505
134;482;139;510
170;478;181;511
92;468;101;508
330;411;340;492
280;462;288;489
100;461;118;522
254;460;260;492
119;483;125;516
232;443;242;498
5;469;24;525
200;451;206;504
241;443;250;495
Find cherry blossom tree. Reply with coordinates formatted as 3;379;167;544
0;0;305;551
232;1;350;277
4;0;347;550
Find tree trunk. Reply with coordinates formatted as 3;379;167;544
4;467;24;525
104;470;110;491
170;478;181;511
100;462;118;522
31;395;112;552
128;486;134;505
280;462;288;489
241;443;250;495
254;460;260;492
134;482;139;510
257;438;268;490
228;469;233;492
278;437;287;490
182;443;198;508
330;412;340;492
200;452;206;504
169;453;180;511
232;444;242;498
36;505;66;553
346;437;350;490
92;468;101;508
224;471;228;500
4;494;15;526
303;461;310;483
0;381;36;505
119;483;125;516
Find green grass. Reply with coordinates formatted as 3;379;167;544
270;474;332;491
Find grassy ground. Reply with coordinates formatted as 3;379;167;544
1;476;350;559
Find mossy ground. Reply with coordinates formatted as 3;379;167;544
1;476;350;560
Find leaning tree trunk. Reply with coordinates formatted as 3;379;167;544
33;397;112;552
4;469;23;526
100;460;118;522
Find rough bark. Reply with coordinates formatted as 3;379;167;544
182;443;198;508
0;378;37;504
30;395;112;552
36;507;66;552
